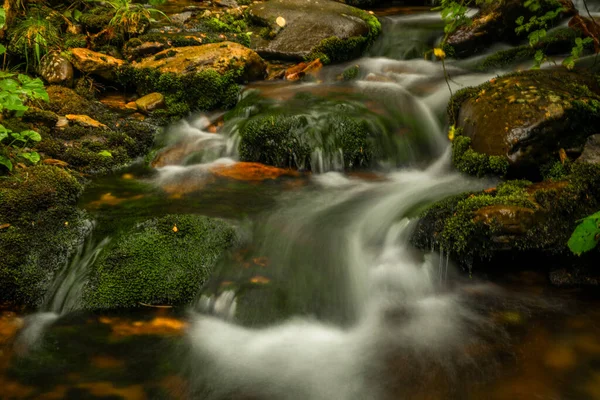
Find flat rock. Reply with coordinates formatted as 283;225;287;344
70;48;125;80
133;42;266;82
248;0;374;61
65;114;108;129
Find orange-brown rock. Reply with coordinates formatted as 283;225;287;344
210;162;300;181
70;48;125;80
133;42;267;82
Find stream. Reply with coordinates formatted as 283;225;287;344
2;4;600;400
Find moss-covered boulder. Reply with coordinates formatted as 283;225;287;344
247;0;381;63
449;70;600;177
225;91;411;171
82;214;239;309
116;42;266;120
411;163;600;273
447;0;575;58
0;166;90;307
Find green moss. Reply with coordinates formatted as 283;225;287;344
80;7;114;33
115;66;241;116
306;10;381;64
412;164;600;270
63;33;88;50
0;166;88;306
229;92;382;170
452;134;509;177
82;214;239;309
341;65;360;81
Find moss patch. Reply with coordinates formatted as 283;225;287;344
82;214;239;309
0;166;89;307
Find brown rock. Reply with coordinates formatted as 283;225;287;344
70;48;125;80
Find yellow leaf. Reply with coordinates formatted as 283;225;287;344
559;148;567;164
448;125;456;141
433;47;446;60
172;225;178;233
276;16;286;27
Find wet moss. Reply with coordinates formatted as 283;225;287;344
82;214;239;309
80;7;114;33
0;166;89;306
411;164;600;270
115;67;241;118
452;134;509;177
306;10;381;64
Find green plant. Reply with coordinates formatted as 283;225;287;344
0;46;48;172
9;12;60;72
88;0;168;36
568;211;600;255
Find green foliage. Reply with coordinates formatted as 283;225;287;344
568;211;600;255
9;12;60;72
0;66;48;172
87;0;168;36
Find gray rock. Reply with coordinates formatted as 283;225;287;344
214;0;238;7
576;134;600;164
248;0;375;61
40;52;74;86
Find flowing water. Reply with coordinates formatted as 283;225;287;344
3;5;600;400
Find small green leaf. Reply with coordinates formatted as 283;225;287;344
0;155;13;171
20;151;41;164
21;130;42;143
98;150;113;157
568;211;600;255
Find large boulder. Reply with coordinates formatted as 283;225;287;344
0;166;89;307
449;70;600;177
82;214;239;309
411;163;600;274
447;0;575;57
116;42;267;117
247;0;381;63
133;42;266;82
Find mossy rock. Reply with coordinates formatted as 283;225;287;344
0;166;90;307
411;163;600;272
247;0;381;63
448;69;600;178
473;27;589;72
447;0;574;58
225;91;409;170
82;214;239;309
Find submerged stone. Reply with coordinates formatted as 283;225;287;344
82;214;239;310
248;0;381;63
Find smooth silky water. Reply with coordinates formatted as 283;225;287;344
3;5;600;400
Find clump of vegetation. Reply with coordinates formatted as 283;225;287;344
569;210;600;255
8;11;60;71
0;44;49;172
87;0;168;36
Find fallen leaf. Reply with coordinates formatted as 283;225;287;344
250;276;270;284
276;16;286;27
0;223;10;230
559;148;567;164
172;225;178;233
